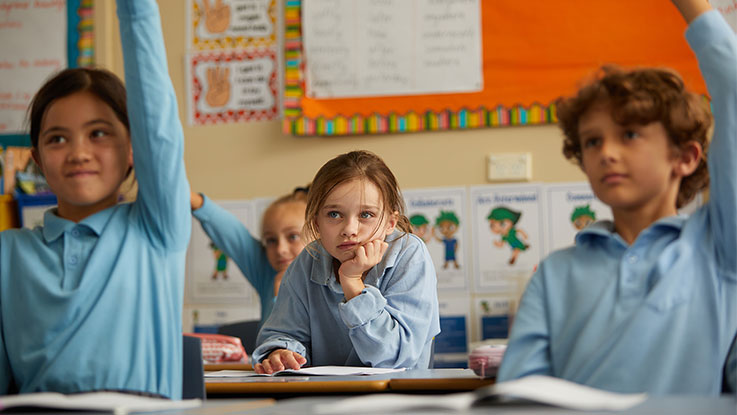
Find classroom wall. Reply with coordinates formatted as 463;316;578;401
94;1;586;335
95;0;586;199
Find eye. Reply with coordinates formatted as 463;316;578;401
90;129;109;139
264;236;277;246
327;211;341;219
582;136;600;149
624;130;639;140
360;211;375;219
46;135;67;145
288;233;301;242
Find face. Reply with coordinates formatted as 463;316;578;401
412;224;428;238
438;220;458;238
315;178;397;263
262;201;307;272
32;91;132;222
578;103;684;217
489;219;512;235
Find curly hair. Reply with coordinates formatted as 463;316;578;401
558;65;712;208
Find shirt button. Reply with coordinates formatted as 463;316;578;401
69;256;78;265
628;255;638;264
72;229;80;237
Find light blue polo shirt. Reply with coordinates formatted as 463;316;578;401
497;10;737;395
0;0;190;398
253;231;440;369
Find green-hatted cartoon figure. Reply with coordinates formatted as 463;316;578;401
488;206;529;265
434;210;460;270
410;214;433;243
570;204;596;231
210;242;229;280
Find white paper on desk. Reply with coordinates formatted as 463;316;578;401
205;366;405;378
0;391;201;414
314;375;647;414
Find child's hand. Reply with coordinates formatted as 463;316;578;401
254;349;307;374
338;239;388;281
190;192;204;211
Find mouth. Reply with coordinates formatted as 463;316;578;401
66;170;98;178
338;241;358;250
601;173;626;184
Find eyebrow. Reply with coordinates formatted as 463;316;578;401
41;119;115;136
322;203;380;210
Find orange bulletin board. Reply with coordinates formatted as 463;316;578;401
283;0;707;136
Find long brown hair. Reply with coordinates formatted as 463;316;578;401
303;150;411;246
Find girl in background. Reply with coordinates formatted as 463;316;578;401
252;150;439;373
191;186;308;324
0;0;189;398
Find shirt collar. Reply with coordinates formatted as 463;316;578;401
42;205;118;242
575;215;687;245
309;230;404;286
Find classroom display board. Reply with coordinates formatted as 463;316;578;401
0;0;92;146
185;0;283;125
283;0;708;136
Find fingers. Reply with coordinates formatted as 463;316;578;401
258;349;306;374
202;0;210;12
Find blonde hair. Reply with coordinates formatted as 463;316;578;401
302;150;411;246
260;185;309;239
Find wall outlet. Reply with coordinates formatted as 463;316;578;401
487;153;532;182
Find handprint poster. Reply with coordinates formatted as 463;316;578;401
403;187;469;290
188;0;278;50
187;49;279;124
470;184;543;293
186;0;282;125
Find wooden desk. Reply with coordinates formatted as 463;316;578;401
205;368;488;396
388;369;494;391
203;363;252;371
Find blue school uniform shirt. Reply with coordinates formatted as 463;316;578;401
0;0;190;399
252;231;440;369
497;10;737;396
193;195;276;324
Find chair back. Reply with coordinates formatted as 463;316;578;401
217;320;260;355
182;335;206;400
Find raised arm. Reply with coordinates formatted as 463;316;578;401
671;0;712;23
117;0;190;249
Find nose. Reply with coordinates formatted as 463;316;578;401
598;137;619;164
67;138;92;163
276;237;290;255
341;217;359;237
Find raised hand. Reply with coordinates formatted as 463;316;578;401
255;349;307;374
205;65;230;108
202;0;231;34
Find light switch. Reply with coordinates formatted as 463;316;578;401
487;153;532;182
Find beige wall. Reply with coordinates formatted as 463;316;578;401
95;1;586;201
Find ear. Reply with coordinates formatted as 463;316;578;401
673;140;703;177
384;211;399;235
126;140;134;168
31;148;44;175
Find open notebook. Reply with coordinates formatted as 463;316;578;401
205;366;406;377
314;375;648;413
0;392;202;415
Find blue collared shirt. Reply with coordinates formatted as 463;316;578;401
0;0;189;398
193;194;277;324
253;231;440;369
497;10;737;395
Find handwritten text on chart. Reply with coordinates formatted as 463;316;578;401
0;0;66;133
303;0;482;99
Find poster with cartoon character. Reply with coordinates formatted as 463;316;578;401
188;0;279;50
543;182;612;255
470;184;543;292
187;199;261;303
403;187;469;290
473;295;515;342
